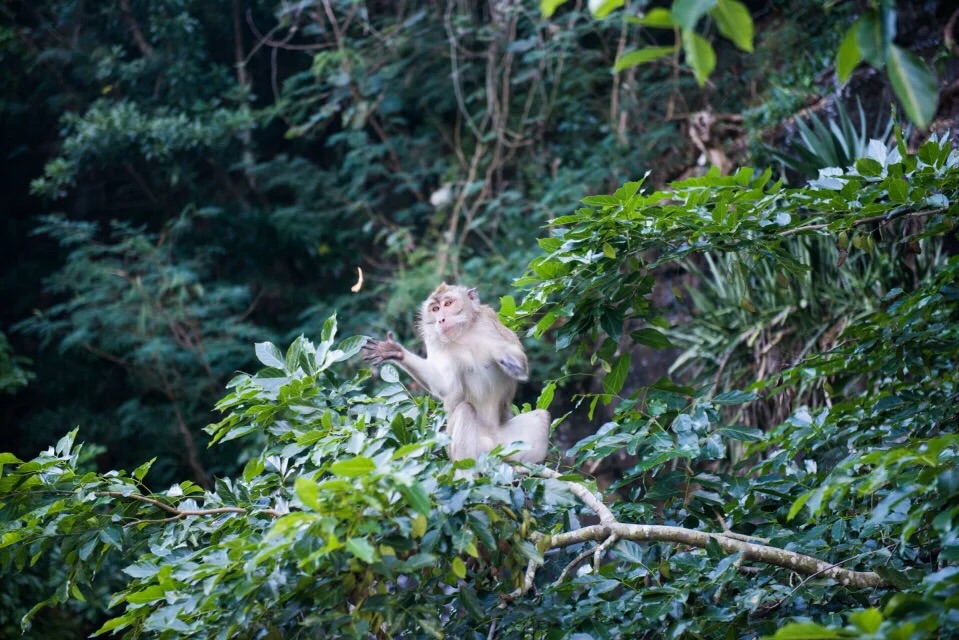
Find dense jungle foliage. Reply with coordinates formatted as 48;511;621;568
2;0;958;638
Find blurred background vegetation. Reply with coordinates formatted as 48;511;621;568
1;0;957;635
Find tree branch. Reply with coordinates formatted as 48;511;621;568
547;523;885;589
522;469;888;591
779;207;945;237
119;0;154;58
97;491;279;519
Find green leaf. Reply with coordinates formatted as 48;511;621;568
380;363;400;383
126;585;167;605
888;177;908;202
91;614;137;637
614;46;675;72
836;25;860;83
849;608;883;633
630;7;674;28
346;537;377;563
330;456;376;477
711;390;758;405
537;382;556;410
631;327;673;349
603;353;631;397
499;295;516;318
855;11;888;68
132;457;155;482
855;157;883;177
254;342;285;369
295;476;321;510
672;0;717;30
540;0;569;17
787;490;813;521
398;482;431;516
681;30;716;86
320;313;337;343
588;0;624;18
602;242;617;259
334;335;366;362
711;0;753;52
886;45;937;129
716;425;764;442
765;622;845;639
451;556;467;579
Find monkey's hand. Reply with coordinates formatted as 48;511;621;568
361;332;405;365
497;354;528;381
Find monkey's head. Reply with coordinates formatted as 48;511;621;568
420;283;480;343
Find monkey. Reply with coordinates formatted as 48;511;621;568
362;283;550;464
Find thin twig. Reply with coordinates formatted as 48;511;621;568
779;208;945;237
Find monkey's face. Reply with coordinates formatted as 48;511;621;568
422;289;476;342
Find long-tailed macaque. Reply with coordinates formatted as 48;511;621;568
362;283;549;464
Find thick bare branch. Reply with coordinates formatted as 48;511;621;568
546;523;886;589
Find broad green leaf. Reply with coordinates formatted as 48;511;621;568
320;313;337;343
711;390;758;405
499;295;516;318
380;363;400;383
631;327;673;349
330;456;376;477
254;342;285;369
602;242;617;258
452;557;467;579
716;425;764;442
765;622;845;639
836;25;860;83
849;608;883;633
787;490;813;521
537;382;556;410
333;335;366;362
588;0;624;18
92;614;137;637
682;30;716;86
628;7;674;28
711;0;753;52
295;476;321;510
886;45;937;129
126;585;167;605
346;537;377;563
855;158;883;177
888;177;908;202
855;11;889;68
615;46;674;72
671;0;717;30
398;482;431;516
603;353;631;397
540;0;569;17
132;457;155;482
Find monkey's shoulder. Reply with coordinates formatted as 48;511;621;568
477;306;522;345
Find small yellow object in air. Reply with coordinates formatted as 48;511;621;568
351;267;364;293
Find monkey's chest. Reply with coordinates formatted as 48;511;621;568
439;352;507;403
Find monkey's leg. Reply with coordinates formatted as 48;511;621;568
496;410;550;464
447;402;496;461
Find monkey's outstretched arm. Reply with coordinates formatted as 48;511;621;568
362;332;449;399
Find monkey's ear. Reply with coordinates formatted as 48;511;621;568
467;287;479;301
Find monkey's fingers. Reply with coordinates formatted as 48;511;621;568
386;331;396;342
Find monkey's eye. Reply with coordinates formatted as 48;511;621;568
444;300;452;307
431;305;440;312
